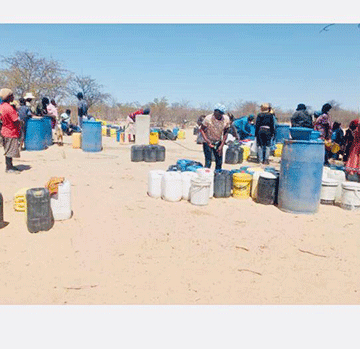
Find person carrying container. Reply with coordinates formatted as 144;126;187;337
0;88;21;173
255;103;276;165
199;103;230;170
126;107;150;143
232;114;255;140
291;103;313;128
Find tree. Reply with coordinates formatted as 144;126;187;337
149;97;170;127
0;51;71;102
67;75;111;110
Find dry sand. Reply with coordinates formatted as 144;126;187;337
0;128;359;305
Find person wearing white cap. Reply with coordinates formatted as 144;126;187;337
0;88;22;173
199;103;231;170
24;92;37;115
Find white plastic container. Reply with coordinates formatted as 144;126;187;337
340;182;360;210
50;179;72;221
196;168;214;198
161;171;182;202
148;170;165;198
251;171;265;200
190;177;211;206
327;169;346;203
320;178;339;205
181;171;198;200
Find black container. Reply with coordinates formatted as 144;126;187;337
26;188;54;233
257;173;279;205
143;145;157;162
131;145;145;162
214;170;232;198
0;193;4;228
155;145;166;162
237;146;244;164
106;126;111;137
225;147;239;164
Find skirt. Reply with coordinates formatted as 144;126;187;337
3;137;20;158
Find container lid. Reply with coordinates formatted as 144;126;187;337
233;173;252;180
259;172;277;179
342;181;360;189
283;139;325;145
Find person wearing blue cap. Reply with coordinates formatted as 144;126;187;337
199;103;231;170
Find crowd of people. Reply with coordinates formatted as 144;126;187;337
0;88;89;174
198;102;360;181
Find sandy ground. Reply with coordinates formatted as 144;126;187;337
0;128;359;305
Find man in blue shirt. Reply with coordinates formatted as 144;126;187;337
233;114;255;140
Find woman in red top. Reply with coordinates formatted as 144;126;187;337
345;119;360;181
0;88;21;173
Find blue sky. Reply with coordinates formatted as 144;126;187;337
1;23;359;112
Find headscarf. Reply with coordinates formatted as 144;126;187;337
349;119;360;131
213;103;226;114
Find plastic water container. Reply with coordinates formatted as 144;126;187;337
131;145;145;162
327;169;346;203
278;140;324;214
102;126;107;136
148;170;165;198
225;147;239;164
155;145;166;162
320;178;339;205
340;182;360;210
213;170;232;198
50;180;72;220
190;177;211;206
178;130;185;139
250;170;265;200
233;173;252;199
173;127;179;137
257;172;278;205
241;146;250;161
181;171;199;200
82;121;102;152
42;117;53;147
25;118;46;151
149;131;159;145
143;145;158;162
289;127;313;141
26;188;54;233
196;168;214;198
161;172;182;202
0;193;4;228
72;132;81;149
275;124;290;143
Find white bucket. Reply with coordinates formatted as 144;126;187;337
161;171;182;202
196;168;214;198
327;169;346;203
340;182;360;210
320;178;339;205
190;177;211;206
50;179;72;221
181;171;199;200
148;170;165;198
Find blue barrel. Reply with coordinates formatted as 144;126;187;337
173;127;179;137
82;121;102;152
275;124;290;143
24;118;46;151
42;117;53;147
278;140;325;214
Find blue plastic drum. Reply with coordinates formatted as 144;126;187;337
42;116;53;147
82;121;102;152
275;124;290;143
25;118;46;151
278;139;325;214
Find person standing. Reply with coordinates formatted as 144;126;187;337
345;120;360;181
0;89;21;173
24;92;37;115
199;103;230;170
18;97;33;150
77;92;88;129
255;103;276;165
343;119;360;163
314;103;332;164
291;103;313;128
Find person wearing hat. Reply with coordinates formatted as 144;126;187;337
255;103;276;165
24;92;37;115
199;103;231;170
291;103;313;128
233;114;255;140
0;88;21;173
76;92;88;129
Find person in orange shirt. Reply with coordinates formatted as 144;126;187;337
0;88;21;173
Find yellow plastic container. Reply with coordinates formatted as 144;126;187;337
274;143;283;157
331;143;340;154
110;128;117;138
149;132;159;145
72;132;81;149
14;187;30;212
241;146;250;160
233;173;252;199
177;130;185;140
102;126;107;136
119;132;126;144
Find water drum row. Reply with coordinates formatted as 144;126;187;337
131;145;166;162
